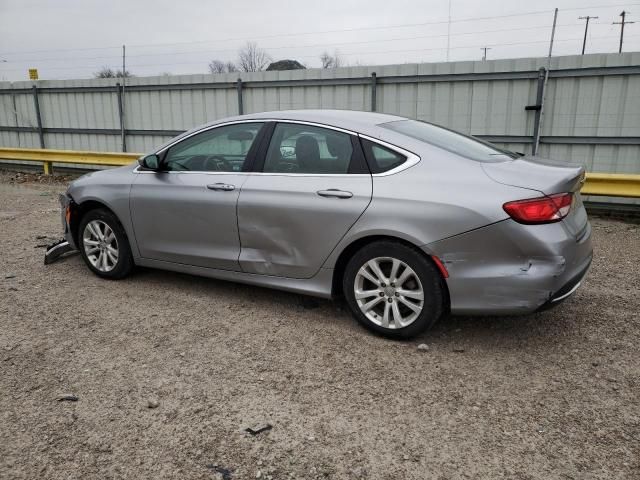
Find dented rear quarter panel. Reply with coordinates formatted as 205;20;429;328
425;217;593;315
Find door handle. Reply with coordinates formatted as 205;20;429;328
207;183;235;191
316;189;353;199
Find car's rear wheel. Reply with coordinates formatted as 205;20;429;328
343;241;445;339
78;208;133;279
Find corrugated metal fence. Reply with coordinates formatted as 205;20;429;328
1;52;639;176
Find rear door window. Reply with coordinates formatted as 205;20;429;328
262;123;367;174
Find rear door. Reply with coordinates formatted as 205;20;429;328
237;121;372;278
130;122;264;270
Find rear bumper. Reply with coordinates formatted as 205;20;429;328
536;255;592;311
424;217;593;316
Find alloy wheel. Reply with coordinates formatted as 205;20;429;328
354;256;424;329
82;220;119;272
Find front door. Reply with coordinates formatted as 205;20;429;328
238;122;372;279
130;122;264;270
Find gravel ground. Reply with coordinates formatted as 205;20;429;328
0;174;639;480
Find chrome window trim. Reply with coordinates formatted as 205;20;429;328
358;134;421;177
266;119;357;136
134;118;419;177
133;165;369;178
155;118;358;156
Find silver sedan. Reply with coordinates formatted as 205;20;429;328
58;110;592;338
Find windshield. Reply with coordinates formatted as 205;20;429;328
381;120;518;162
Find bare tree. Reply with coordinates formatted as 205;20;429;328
94;66;133;78
237;42;271;72
208;60;226;74
319;50;344;69
209;59;239;74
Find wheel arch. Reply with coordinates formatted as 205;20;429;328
331;235;450;312
70;199;126;247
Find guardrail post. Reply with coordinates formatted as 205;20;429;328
371;72;377;112
31;85;49;173
116;83;127;152
529;67;546;156
236;78;244;115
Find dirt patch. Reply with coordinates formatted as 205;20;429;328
0;179;638;479
0;169;81;186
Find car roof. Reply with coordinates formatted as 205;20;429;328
155;110;409;153
212;109;406;134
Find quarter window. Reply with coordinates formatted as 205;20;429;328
263;123;359;174
163;123;263;172
361;139;407;174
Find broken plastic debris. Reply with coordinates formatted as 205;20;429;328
245;424;272;436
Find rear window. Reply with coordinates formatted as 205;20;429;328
381;119;518;162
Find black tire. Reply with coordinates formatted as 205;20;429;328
343;241;445;339
78;208;134;280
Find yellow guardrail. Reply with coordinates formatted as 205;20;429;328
0;147;141;174
582;173;640;198
0;147;639;198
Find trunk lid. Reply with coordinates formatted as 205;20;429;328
482;155;586;194
482;156;588;238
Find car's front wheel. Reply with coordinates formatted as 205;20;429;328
78;208;133;279
343;241;446;339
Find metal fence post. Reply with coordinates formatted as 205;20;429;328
371;72;377;112
31;85;49;173
11;92;20;148
116;83;127;152
528;67;546;156
236;78;244;115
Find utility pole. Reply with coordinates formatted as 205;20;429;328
578;16;598;54
613;11;635;53
121;45;126;152
533;7;558;156
446;0;452;61
480;47;491;61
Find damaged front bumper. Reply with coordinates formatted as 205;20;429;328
44;193;78;265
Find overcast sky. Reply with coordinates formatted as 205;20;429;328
0;0;639;81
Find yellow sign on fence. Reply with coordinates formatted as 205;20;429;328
28;68;38;80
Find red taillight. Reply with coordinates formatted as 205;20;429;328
503;193;573;224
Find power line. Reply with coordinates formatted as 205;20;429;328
3;20;629;65
2;3;640;57
4;24;564;64
5;33;638;74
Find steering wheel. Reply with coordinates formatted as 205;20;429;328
204;155;233;172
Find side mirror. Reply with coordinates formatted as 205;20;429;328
138;154;160;171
